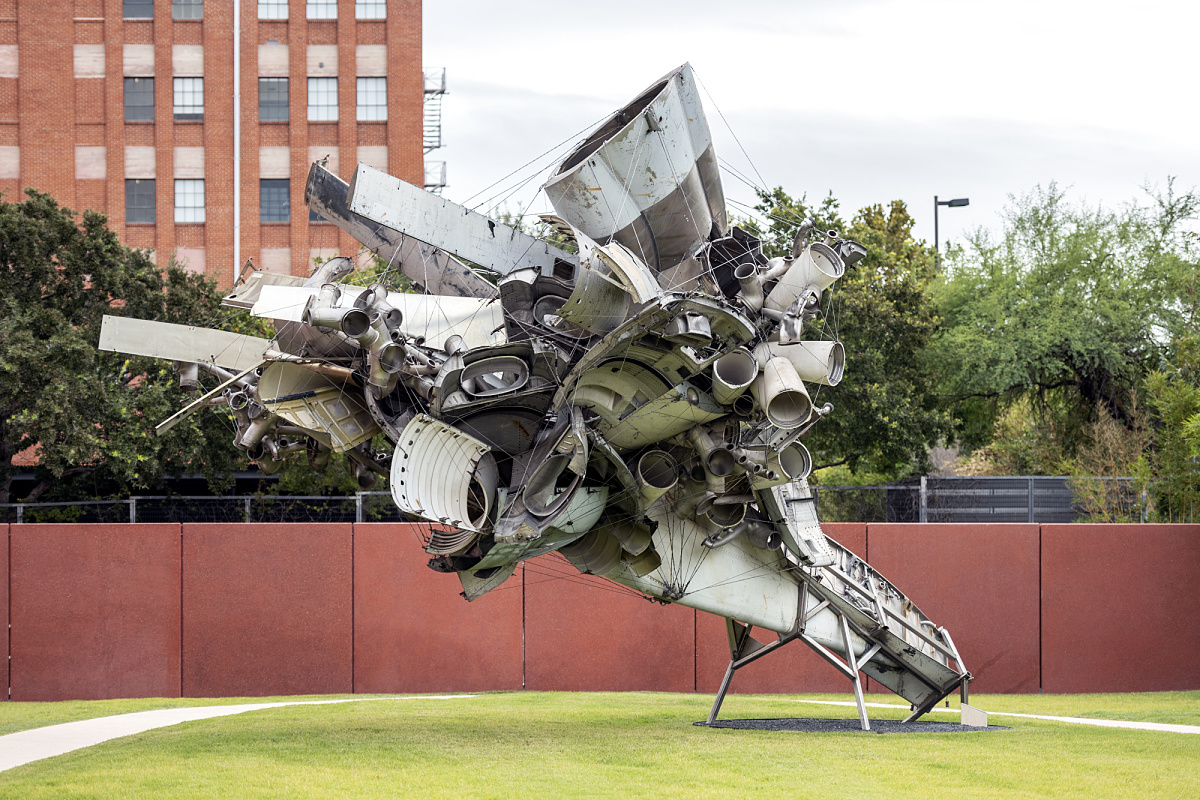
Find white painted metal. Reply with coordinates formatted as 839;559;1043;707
252;284;506;351
390;414;497;531
764;243;845;312
759;340;845;386
346;163;577;276
99;316;270;372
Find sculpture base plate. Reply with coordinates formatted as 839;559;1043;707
695;718;1006;734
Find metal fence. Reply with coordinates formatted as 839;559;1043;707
813;476;1140;523
0;477;1147;525
0;493;407;525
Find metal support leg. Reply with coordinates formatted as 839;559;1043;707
707;661;736;725
841;613;870;732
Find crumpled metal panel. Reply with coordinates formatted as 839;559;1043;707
544;64;726;274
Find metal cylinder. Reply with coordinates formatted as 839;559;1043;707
761;340;845;386
712;348;758;405
750;357;812;429
636;450;678;504
734;262;764;312
764;242;844;312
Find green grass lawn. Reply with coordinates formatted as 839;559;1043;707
1;691;1198;799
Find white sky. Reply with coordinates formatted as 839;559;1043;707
424;0;1199;250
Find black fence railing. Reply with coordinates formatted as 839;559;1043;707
0;477;1152;525
0;493;407;525
812;477;1140;523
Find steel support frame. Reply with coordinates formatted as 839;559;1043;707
705;602;879;731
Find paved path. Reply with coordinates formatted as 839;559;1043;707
0;695;476;774
791;699;1200;735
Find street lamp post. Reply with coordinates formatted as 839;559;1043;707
934;195;969;269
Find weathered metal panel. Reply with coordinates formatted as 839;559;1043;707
346;163;579;277
99;315;271;372
304;162;498;299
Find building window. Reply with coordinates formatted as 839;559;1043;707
124;0;153;18
259;77;288;122
356;77;386;121
261;179;290;222
355;0;385;19
307;77;337;121
173;78;204;122
124;77;154;122
172;0;203;19
258;0;288;19
126;179;155;223
175;179;205;223
306;0;336;19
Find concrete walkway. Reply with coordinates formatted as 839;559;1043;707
0;695;476;774
791;699;1200;735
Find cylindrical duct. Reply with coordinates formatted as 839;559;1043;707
303;303;372;338
750;357;812;429
559;528;623;576
761;340;845;386
704;501;747;530
636;450;678;504
734;262;764;312
175;361;199;391
764;242;844;311
712;348;758;405
687;426;736;478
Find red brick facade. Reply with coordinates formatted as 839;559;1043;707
3;0;423;289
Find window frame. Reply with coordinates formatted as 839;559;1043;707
123;0;154;19
307;77;338;122
174;179;206;224
172;0;203;20
356;77;386;122
125;178;156;224
306;0;336;20
173;77;204;122
124;77;155;123
355;0;386;19
260;178;291;223
257;0;288;19
258;77;289;123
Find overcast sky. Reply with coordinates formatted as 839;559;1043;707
424;0;1198;251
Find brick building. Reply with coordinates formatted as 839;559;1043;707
1;0;424;289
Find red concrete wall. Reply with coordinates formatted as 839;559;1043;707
1042;524;1200;693
182;523;352;697
524;555;695;692
353;524;522;693
695;523;868;695
2;525;8;698
867;523;1041;693
9;524;181;701
6;522;1200;701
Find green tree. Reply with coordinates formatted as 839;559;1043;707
930;181;1199;458
743;188;952;478
1144;305;1200;521
0;190;254;504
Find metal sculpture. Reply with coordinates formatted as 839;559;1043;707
100;65;980;730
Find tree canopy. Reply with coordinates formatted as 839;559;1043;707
930;181;1199;451
0;190;251;503
743;188;952;477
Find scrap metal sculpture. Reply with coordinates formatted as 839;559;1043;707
100;65;978;729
